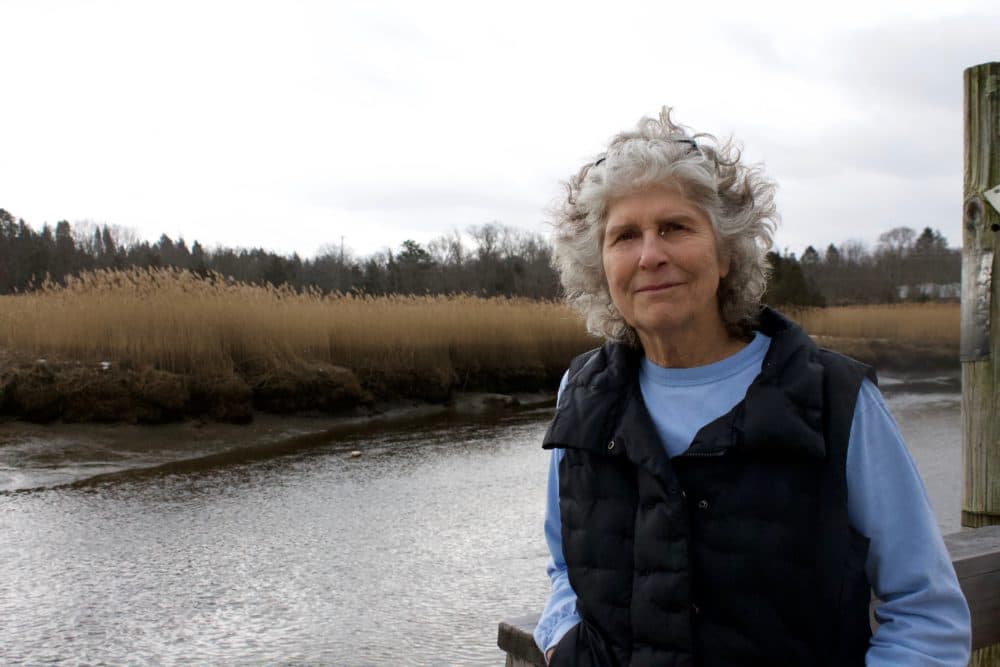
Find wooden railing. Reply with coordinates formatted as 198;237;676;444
498;526;1000;666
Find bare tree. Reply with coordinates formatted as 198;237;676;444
877;226;917;256
428;229;466;266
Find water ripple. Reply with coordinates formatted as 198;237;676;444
1;416;553;665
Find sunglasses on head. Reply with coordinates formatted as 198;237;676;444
593;138;700;167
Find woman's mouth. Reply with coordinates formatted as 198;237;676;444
635;282;680;293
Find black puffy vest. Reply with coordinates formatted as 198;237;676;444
542;308;874;667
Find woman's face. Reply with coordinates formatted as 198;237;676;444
602;187;729;349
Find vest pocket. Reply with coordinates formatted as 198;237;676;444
549;618;620;667
835;526;873;663
841;526;871;606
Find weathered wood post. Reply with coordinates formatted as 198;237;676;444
962;60;1000;666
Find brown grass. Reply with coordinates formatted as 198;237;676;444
0;270;959;380
0;268;595;380
789;303;959;344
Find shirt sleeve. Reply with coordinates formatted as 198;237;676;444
846;379;971;666
534;371;582;656
533;448;582;657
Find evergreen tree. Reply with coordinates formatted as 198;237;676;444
763;251;824;307
824;244;841;265
53;220;76;281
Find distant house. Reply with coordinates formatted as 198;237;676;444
896;282;961;300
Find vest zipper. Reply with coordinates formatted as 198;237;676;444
678;449;727;458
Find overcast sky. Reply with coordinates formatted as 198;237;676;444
2;0;997;260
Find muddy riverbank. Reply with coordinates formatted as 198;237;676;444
0;391;557;493
0;336;955;426
0;350;563;425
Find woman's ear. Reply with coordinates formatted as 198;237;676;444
718;248;732;280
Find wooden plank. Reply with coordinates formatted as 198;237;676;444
963;570;1000;649
946;525;1000;570
497;614;545;667
948;527;1000;650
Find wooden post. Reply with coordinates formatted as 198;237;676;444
962;61;1000;667
962;61;1000;527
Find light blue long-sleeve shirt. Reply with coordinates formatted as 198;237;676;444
535;333;971;665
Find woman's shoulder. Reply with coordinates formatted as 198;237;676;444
563;341;640;388
812;345;878;390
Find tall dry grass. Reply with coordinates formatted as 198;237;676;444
0;268;595;379
790;303;959;344
0;269;959;380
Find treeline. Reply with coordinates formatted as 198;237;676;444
763;226;960;306
0;210;559;299
0;209;960;306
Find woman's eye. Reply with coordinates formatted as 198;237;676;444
615;230;637;242
659;223;684;235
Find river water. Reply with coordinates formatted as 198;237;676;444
0;374;963;666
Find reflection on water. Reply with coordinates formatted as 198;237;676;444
879;373;962;535
0;377;964;665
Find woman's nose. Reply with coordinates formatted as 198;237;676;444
638;232;668;269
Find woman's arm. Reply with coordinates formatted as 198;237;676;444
533;448;582;659
846;379;971;666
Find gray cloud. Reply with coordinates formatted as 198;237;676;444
724;14;994;184
831;16;999;111
765;113;959;182
306;183;543;216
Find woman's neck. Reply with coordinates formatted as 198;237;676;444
639;326;748;369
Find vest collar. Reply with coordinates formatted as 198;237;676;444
543;307;826;462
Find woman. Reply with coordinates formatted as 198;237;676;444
534;109;970;666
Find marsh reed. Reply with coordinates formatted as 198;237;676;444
789;303;959;345
0;268;594;379
0;269;959;380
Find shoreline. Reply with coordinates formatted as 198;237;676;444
0;336;957;427
810;336;958;376
0;354;564;426
0;391;557;493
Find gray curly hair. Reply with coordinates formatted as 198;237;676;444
550;107;778;345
